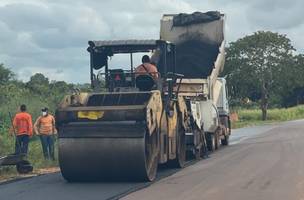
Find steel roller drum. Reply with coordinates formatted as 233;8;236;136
58;121;158;182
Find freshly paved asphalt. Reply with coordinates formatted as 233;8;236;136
1;120;303;200
123;120;304;200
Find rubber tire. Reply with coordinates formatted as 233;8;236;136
200;132;208;159
221;135;229;146
197;128;207;159
206;133;215;152
195;148;201;160
214;132;220;150
16;160;33;174
190;128;203;160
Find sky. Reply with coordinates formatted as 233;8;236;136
0;0;303;83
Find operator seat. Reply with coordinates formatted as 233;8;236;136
135;75;156;91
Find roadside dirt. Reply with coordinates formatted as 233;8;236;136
0;167;60;184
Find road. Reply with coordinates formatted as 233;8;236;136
0;120;304;200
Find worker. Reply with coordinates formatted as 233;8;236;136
11;104;33;155
135;55;159;79
34;107;57;160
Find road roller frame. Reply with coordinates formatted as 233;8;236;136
56;40;207;182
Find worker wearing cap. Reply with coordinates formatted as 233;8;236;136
135;55;159;79
11;104;33;155
34;107;57;160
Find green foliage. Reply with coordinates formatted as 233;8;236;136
224;31;295;100
26;73;50;95
0;128;58;176
0;63;15;85
223;31;304;120
0;64;89;177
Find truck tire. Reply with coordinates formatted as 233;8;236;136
194;126;205;160
214;131;220;150
221;135;229;146
200;131;209;159
206;133;215;152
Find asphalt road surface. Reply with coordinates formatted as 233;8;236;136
1;120;304;200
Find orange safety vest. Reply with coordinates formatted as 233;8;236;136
135;63;159;79
35;115;55;135
13;112;33;136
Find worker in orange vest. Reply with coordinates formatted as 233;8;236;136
34;107;57;160
11;104;33;155
135;55;159;79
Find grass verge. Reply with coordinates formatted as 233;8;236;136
0;129;59;181
232;105;304;128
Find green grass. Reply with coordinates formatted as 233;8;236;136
0;126;58;179
0;85;60;179
0;90;64;179
232;105;304;128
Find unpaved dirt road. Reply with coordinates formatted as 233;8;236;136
0;120;303;200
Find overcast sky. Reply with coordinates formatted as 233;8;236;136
0;0;303;83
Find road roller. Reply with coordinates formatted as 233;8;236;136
55;39;208;182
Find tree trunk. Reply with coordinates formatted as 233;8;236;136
261;83;268;121
261;106;267;121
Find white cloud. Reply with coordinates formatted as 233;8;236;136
0;0;303;83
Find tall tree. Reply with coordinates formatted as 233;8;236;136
223;31;295;120
26;73;50;94
0;64;14;85
281;54;304;106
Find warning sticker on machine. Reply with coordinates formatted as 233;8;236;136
77;111;104;120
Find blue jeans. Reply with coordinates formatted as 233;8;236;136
15;135;29;155
40;135;55;160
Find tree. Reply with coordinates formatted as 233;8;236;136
280;54;304;106
0;64;16;104
223;31;295;120
26;73;50;94
0;64;14;85
48;81;72;105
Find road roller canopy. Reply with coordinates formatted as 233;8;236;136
87;39;176;91
87;39;174;69
88;40;160;54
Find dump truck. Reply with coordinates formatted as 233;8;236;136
55;11;230;182
160;11;231;151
